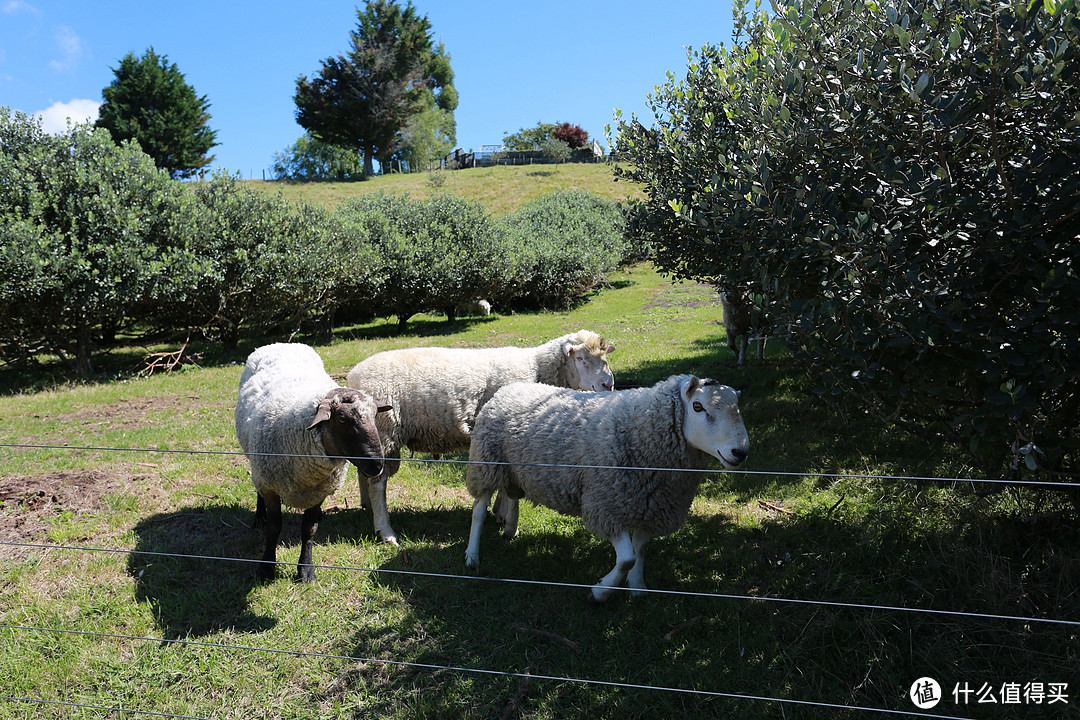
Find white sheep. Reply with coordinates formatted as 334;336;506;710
236;343;390;582
346;330;615;545
720;290;766;366
464;374;749;602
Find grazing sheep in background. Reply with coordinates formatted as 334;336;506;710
445;298;492;323
464;374;749;603
346;330;616;545
720;290;766;366
236;343;390;582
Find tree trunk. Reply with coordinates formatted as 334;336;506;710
76;319;94;378
363;147;375;177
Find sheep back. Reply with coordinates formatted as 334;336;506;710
467;375;710;540
235;343;347;510
345;331;612;457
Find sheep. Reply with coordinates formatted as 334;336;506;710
444;298;492;323
235;342;390;582
720;290;766;366
346;330;615;545
464;374;749;603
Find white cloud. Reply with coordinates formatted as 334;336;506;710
33;99;100;134
48;25;84;72
2;1;40;16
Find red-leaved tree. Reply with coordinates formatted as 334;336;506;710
552;122;588;148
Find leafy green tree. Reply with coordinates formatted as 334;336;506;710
540;137;572;163
0;107;194;376
96;48;218;179
294;1;457;176
614;0;1080;483
271;133;365;181
502;122;558;151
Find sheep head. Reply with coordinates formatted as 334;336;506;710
680;376;749;470
309;388;391;478
563;330;615;392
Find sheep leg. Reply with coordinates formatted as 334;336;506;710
296;505;322;583
756;336;766;360
366;470;398;545
464;491;493;569
590;530;636;603
359;474;371;510
257;491;282;582
627;530;653;597
737;335;747;366
254;493;266;526
491;491;520;539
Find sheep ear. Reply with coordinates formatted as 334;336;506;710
605;343;615;354
683;375;701;399
308;397;333;429
563;342;577;358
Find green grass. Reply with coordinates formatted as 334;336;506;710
1;263;1077;719
243;162;644;216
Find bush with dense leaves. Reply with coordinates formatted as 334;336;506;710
336;193;512;331
499;190;627;309
167;173;350;348
614;0;1080;481
0;108;195;376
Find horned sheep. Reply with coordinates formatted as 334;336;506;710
464;374;749;602
346;330;615;545
235;343;389;582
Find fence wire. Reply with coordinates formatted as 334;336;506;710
3;540;1078;629
0;625;978;720
2;441;1076;719
3;442;1078;488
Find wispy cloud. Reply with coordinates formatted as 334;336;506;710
2;1;41;16
48;25;84;72
33;98;100;133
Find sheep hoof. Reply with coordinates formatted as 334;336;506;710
256;564;276;583
464;552;480;569
295;566;316;583
586;588;608;605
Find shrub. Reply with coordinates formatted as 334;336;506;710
336;193;511;332
170;173;348;347
613;0;1080;481
0;108;192;376
271;133;364;181
499;190;627;309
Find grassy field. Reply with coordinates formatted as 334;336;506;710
0;263;1077;719
243;162;644;216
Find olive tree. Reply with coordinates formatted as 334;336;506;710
613;0;1080;481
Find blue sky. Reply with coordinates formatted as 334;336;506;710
1;1;735;177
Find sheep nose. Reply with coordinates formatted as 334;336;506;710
601;382;614;391
729;447;748;464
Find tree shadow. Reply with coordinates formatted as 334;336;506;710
128;503;277;639
322;495;1080;718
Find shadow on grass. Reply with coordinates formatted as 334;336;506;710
323;495;1080;719
128;503;277;639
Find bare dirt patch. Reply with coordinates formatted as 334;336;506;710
47;394;200;431
0;469;135;557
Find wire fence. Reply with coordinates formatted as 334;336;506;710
2;441;1077;719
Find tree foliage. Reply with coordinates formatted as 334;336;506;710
614;0;1080;481
271;133;365;181
0;108;193;375
502;122;558;151
95;48;218;179
552;122;589;148
294;1;457;176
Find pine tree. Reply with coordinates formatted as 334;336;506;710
96;47;218;179
294;0;456;176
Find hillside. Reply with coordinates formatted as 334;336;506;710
243;162;644;216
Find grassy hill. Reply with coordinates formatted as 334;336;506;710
243;162;644;216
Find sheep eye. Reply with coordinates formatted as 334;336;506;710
693;401;706;413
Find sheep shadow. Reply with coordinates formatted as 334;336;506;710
128;503;277;639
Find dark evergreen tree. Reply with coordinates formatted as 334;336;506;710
294;0;456;176
96;47;218;179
